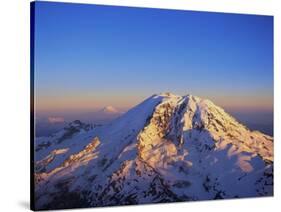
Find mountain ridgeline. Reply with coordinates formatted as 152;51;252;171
34;93;273;210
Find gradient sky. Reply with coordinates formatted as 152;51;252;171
34;2;273;113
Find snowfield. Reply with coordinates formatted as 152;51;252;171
34;93;273;210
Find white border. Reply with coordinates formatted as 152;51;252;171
0;0;280;211
36;0;276;15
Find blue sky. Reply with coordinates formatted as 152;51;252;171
34;1;273;112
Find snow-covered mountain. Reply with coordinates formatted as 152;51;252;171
34;93;273;210
100;106;120;114
79;106;122;124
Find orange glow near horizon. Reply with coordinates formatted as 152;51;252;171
35;92;273;113
35;94;146;112
206;95;273;112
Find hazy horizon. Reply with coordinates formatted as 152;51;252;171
35;93;273;137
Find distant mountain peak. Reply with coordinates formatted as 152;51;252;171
100;105;119;114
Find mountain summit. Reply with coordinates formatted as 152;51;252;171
100;106;119;114
34;93;273;210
